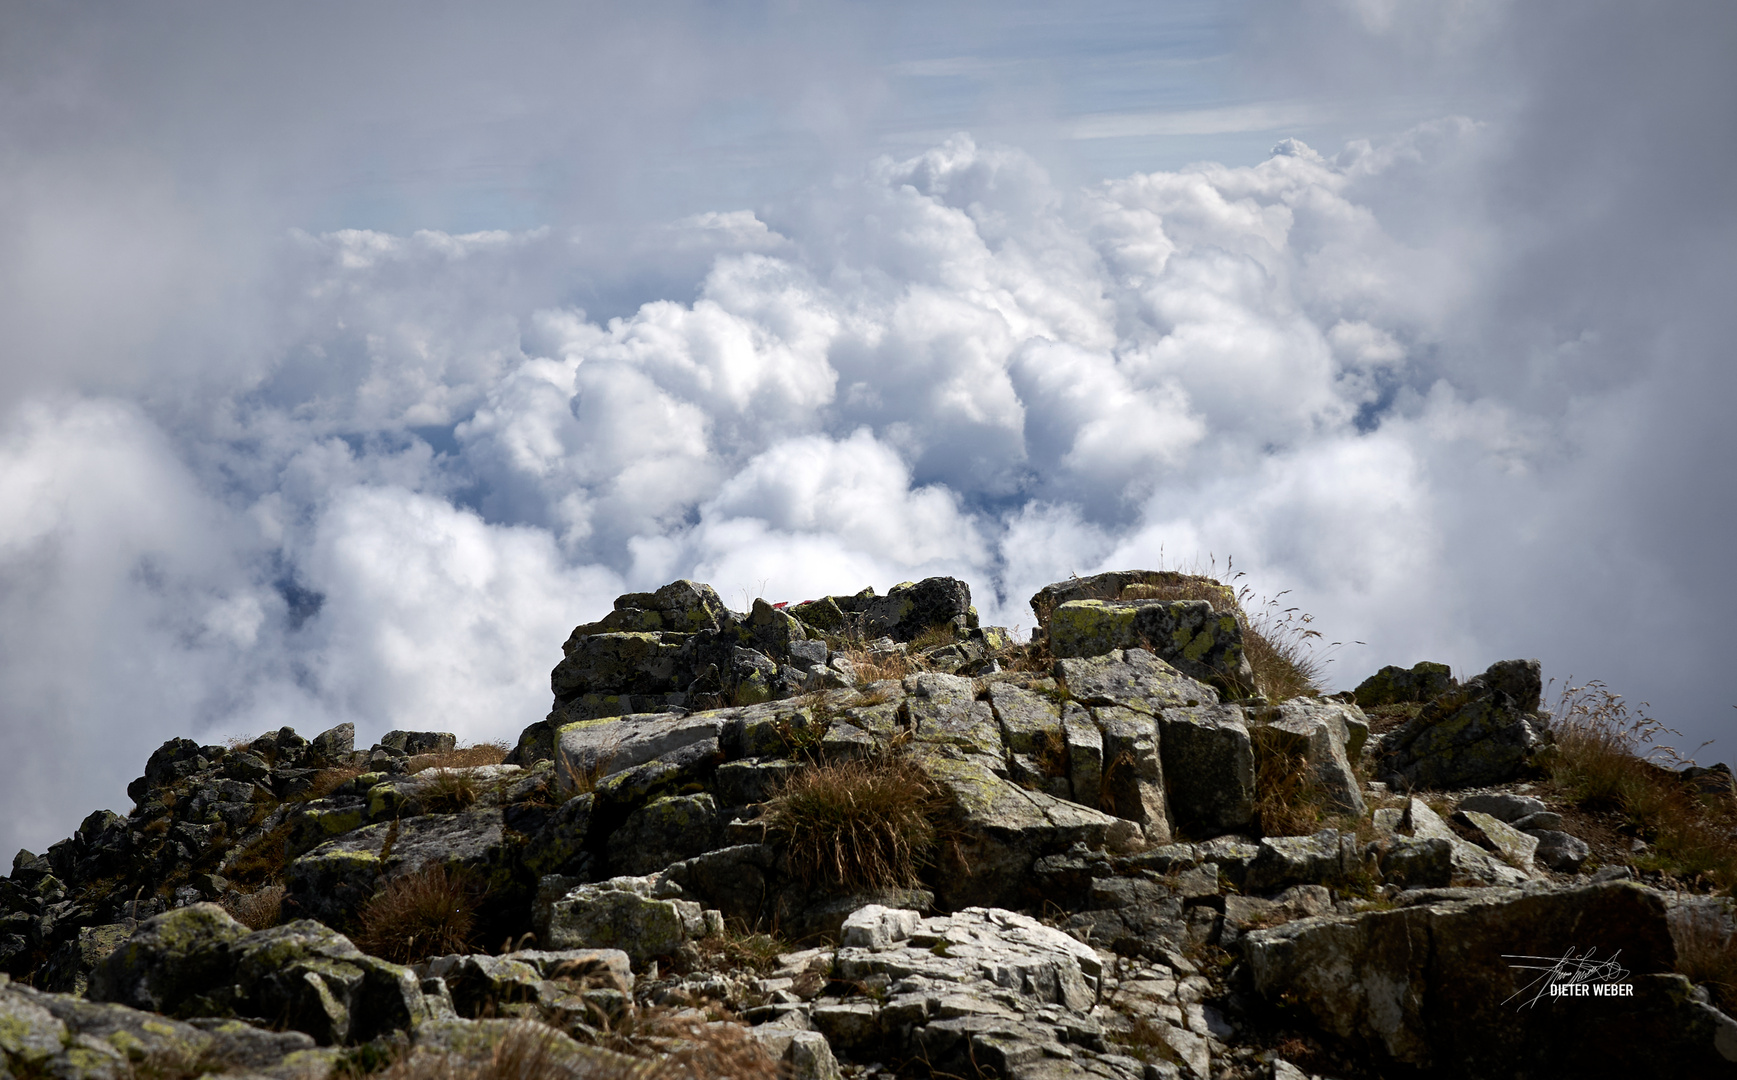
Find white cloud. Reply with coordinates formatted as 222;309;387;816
3;3;1735;857
296;485;621;745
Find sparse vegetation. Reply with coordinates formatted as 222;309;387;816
1106;1015;1184;1066
693;924;790;975
759;753;948;891
1672;900;1737;1014
1547;681;1737;891
588;1010;782;1080
1035;726;1070;780
837;642;915;685
1239;589;1328;703
558;743;618;795
906;622;959;652
1250;725;1331;837
420;769;481;813
409;742;511;773
307;765;365;801
368;1021;638;1080
224;822;295;888
354;863;478;963
223;884;285;930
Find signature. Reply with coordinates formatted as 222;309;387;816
1501;947;1632;1008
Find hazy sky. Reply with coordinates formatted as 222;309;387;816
2;0;1733;855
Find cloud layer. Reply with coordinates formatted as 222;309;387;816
2;3;1734;855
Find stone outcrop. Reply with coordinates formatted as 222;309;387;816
1048;601;1255;698
1245;882;1737;1077
1353;660;1455;707
1376;658;1551;789
90;904;431;1045
3;572;1733;1080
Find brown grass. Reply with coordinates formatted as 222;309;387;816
410;742;511;773
1035;726;1070;779
1106;1015;1184;1067
1238;588;1329;702
224;822;295;887
1547;681;1737;890
354;863;478;963
578;1009;782;1080
223;884;285;930
837;643;915;686
649;1018;780;1080
906;622;959;652
420;770;481;814
759;753;947;890
1251;725;1330;837
693;924;790;975
1672;900;1737;1014
559;742;619;795
307;766;364;801
370;1021;652;1080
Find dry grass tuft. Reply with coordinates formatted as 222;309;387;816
1035;726;1070;780
838;643;916;685
559;742;619;795
224;822;294;887
223;884;285;931
906;622;959;652
693;925;789;975
420;770;482;814
1250;725;1330;837
410;742;511;773
642;1016;781;1080
307;766;364;801
1548;681;1737;890
1237;587;1330;702
354;863;478;963
1106;1015;1184;1067
760;753;948;890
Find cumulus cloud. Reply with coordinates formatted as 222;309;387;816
2;3;1734;858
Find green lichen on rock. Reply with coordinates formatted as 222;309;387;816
605;794;721;877
1049;600;1254;697
1353;661;1455;707
0;989;67;1064
540;887;703;970
89;903;249;1015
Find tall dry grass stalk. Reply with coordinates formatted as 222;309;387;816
759;754;947;890
1237;590;1329;703
1549;681;1737;889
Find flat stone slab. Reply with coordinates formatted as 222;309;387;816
834;906;1104;1013
556;713;730;793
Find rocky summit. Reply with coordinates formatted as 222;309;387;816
3;570;1736;1080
